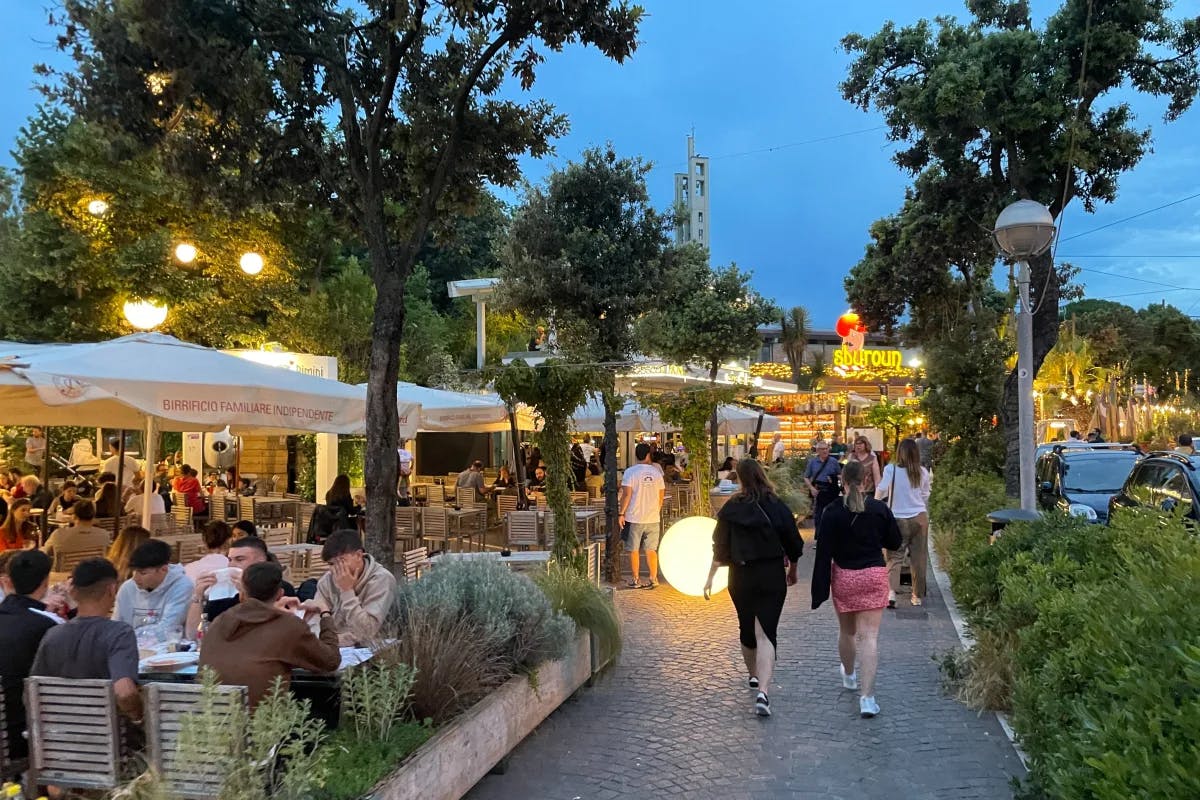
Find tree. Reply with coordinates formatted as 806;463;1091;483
864;400;912;453
494;359;602;569
780;306;811;389
841;0;1200;493
644;385;736;516
499;145;675;580
51;0;643;567
641;258;779;479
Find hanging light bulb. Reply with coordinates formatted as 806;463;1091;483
174;242;197;264
87;199;109;216
123;299;168;330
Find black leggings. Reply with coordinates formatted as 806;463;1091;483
728;559;788;650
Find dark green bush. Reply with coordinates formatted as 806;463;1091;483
929;471;1010;568
1010;512;1200;799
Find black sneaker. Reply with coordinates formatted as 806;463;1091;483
748;676;760;690
755;692;771;717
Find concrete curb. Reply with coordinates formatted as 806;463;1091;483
928;541;1030;771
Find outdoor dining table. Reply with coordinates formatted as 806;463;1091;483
424;549;552;576
535;508;604;543
446;506;486;550
137;645;374;729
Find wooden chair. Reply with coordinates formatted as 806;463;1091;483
237;496;256;522
456;487;477;507
149;513;176;538
0;687;25;783
395;507;420;551
24;677;126;792
506;510;540;551
178;537;206;565
426;485;446;506
570;491;589;507
171;502;194;532
496;495;519;521
144;682;247;799
53;545;107;573
543;513;556;550
401;546;428;582
259;524;294;550
420;507;461;552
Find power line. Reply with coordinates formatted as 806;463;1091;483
706;126;889;160
1076;266;1196;290
1058;191;1200;243
1060;254;1200;258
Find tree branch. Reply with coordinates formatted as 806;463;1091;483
366;0;427;153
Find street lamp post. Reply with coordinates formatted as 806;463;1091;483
993;200;1056;512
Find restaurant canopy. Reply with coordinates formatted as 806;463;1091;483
380;382;535;433
0;333;374;435
714;404;781;436
571;396;666;433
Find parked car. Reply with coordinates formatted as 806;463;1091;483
1036;444;1143;523
1109;451;1200;522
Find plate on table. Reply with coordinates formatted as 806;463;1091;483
141;652;200;669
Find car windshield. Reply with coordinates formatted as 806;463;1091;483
1061;455;1140;492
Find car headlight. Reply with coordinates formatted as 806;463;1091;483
1068;503;1098;521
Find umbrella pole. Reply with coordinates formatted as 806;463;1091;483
142;417;157;527
114;429;125;537
508;408;529;511
753;412;765;460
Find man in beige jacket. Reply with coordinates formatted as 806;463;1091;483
303;529;396;646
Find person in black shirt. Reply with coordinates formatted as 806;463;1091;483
0;550;59;758
811;458;902;719
703;459;804;718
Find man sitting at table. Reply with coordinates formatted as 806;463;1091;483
303;530;395;646
42;498;112;560
20;475;54;511
0;550;59;759
31;557;143;721
455;460;486;496
114;539;193;634
527;464;548;490
198;561;340;707
185;535;296;636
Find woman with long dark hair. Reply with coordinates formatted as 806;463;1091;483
0;498;37;551
703;458;803;717
812;458;902;718
325;474;361;518
875;437;931;608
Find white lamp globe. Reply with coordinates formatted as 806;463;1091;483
86;199;109;216
239;251;265;275
174;242;197;264
993;199;1056;258
659;516;727;597
123;299;168;330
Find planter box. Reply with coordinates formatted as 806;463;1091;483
370;633;593;800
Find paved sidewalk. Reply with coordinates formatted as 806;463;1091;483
467;541;1023;800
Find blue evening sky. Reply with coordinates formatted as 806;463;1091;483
3;1;1199;322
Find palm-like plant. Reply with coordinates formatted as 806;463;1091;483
780;306;810;389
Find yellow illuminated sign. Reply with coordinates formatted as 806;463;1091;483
832;347;903;369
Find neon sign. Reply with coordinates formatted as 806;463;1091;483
832;348;903;369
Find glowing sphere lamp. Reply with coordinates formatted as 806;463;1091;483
239;251;265;275
123;299;168;330
659;516;727;597
174;242;198;264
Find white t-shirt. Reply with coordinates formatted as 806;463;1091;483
875;463;931;519
102;454;141;485
621;463;665;524
772;439;785;461
125;492;166;516
580;443;596;465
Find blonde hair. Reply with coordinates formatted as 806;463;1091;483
842;459;866;513
107;525;151;581
896;438;923;487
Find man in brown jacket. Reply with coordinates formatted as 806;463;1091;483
199;561;340;706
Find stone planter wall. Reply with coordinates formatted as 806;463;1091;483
371;633;593;800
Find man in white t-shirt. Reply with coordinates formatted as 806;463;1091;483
101;437;140;487
579;435;596;467
396;443;414;500
619;442;666;589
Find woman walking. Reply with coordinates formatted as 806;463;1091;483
811;459;901;718
875;438;931;608
848;435;881;497
703;458;804;717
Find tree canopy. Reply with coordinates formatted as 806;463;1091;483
49;0;644;566
841;0;1200;491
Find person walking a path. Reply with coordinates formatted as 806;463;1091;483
812;458;901;718
703;458;803;717
619;442;665;589
848;435;881;497
803;439;841;531
875;438;931;608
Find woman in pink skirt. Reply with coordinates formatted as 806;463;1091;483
811;458;902;717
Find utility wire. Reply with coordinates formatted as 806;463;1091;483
1058;191;1200;243
706;126;888;160
1076;266;1197;290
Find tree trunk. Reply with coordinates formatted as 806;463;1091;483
708;363;719;484
602;390;622;583
363;244;408;570
1002;249;1060;494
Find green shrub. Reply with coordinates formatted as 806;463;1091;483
1009;513;1200;799
534;563;622;663
316;723;432;800
767;459;811;518
929;471;1009;568
340;661;418;742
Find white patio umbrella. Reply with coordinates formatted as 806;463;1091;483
571;396;669;433
714;404;780;436
0;333;389;525
374;382;536;433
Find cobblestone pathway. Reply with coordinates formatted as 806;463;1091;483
468;540;1023;800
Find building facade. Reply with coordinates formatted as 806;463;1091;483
673;134;710;250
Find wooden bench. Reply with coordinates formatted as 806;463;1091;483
144;682;247;799
24;677;125;792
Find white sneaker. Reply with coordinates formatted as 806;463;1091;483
755;692;771;717
840;665;858;691
887;590;896;609
859;695;880;718
911;594;923;607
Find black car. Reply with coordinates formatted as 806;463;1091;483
1109;452;1200;521
1036;445;1143;523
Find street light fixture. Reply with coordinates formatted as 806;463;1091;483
174;242;198;264
123;299;169;330
239;251;265;275
87;199;109;216
993;199;1056;512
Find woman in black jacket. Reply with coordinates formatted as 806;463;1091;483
703;458;803;717
811;458;902;719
